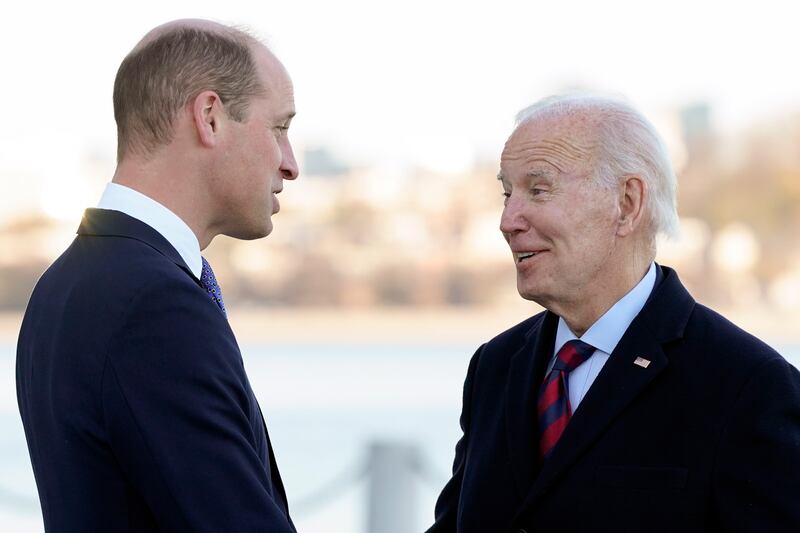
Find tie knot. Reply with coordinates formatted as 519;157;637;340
553;339;595;373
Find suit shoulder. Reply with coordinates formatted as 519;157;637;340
684;302;785;369
43;233;191;294
472;310;548;370
484;310;547;349
25;234;200;339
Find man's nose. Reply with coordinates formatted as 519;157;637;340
500;195;529;235
281;142;299;180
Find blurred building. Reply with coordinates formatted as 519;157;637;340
2;114;800;312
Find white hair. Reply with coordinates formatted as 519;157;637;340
515;93;680;239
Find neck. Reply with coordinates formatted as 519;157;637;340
556;251;653;337
112;157;214;249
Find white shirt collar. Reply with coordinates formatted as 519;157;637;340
96;183;203;278
554;262;657;356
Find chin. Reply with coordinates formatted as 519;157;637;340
250;213;274;238
262;216;274;236
516;284;536;302
516;279;546;305
252;223;273;239
227;220;273;241
518;290;541;303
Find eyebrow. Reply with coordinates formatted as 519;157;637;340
279;111;296;126
526;169;552;179
496;169;552;182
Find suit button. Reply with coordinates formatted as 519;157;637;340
516;530;527;533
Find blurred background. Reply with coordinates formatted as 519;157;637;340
2;0;800;531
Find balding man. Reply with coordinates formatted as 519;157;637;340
427;95;800;532
17;20;299;532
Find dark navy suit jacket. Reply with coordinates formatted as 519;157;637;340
428;265;800;532
17;208;295;532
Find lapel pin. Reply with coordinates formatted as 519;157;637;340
633;357;651;368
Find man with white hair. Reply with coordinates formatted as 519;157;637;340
17;20;298;532
427;94;800;532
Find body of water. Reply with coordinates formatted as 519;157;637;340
2;342;799;532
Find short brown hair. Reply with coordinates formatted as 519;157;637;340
113;26;266;161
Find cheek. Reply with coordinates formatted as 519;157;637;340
558;201;617;248
247;137;276;176
578;213;620;259
270;137;286;165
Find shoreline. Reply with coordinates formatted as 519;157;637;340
3;305;800;347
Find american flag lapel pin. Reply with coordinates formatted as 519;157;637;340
633;356;651;368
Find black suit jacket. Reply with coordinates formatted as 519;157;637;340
17;209;295;532
428;265;800;532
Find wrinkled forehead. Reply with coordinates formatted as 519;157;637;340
501;113;598;176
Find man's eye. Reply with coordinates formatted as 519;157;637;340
531;188;546;196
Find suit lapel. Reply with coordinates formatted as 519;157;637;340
522;324;668;508
505;311;559;498
517;266;695;513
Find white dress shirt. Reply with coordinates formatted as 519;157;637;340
548;262;657;412
96;183;203;278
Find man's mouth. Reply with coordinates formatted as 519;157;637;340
514;251;543;263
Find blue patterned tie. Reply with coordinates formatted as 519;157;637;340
200;257;227;317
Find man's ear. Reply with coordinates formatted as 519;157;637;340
191;91;224;148
617;175;646;237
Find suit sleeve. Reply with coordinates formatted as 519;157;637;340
101;276;294;533
713;356;800;531
425;344;484;533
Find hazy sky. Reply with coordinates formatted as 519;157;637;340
2;0;798;220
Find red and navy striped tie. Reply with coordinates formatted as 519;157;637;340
537;339;596;461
